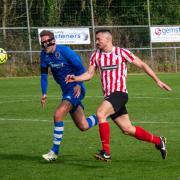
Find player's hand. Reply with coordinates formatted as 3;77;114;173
73;85;81;98
41;94;47;108
65;74;76;83
156;80;172;91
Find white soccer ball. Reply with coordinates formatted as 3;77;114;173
0;48;8;64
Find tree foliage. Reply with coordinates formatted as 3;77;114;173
0;0;179;50
1;0;179;27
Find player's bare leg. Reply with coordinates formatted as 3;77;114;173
42;100;72;162
114;115;167;159
71;105;98;131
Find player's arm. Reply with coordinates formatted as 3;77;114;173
132;56;172;91
40;55;48;107
66;65;95;83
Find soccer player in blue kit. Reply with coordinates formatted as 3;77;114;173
39;30;98;161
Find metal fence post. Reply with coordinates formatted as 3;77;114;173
90;0;96;51
25;0;33;64
174;47;178;73
147;0;153;59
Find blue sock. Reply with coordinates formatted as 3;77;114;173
51;121;64;155
86;114;98;129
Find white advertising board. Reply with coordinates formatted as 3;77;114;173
150;26;180;43
38;28;90;44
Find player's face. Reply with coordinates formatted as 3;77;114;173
40;35;55;53
95;33;109;50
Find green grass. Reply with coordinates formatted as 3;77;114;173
0;73;180;180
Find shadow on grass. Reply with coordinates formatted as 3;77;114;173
39;154;160;168
0;152;160;170
0;153;107;168
39;154;109;168
0;153;40;161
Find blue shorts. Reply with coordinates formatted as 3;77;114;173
62;86;85;114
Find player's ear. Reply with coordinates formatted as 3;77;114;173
52;39;55;45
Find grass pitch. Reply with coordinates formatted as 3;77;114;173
0;73;180;180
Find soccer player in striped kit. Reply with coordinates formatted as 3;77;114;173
66;29;172;162
39;30;98;162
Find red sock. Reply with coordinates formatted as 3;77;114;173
135;126;160;145
99;122;110;154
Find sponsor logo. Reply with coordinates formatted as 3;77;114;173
154;27;180;36
50;63;64;68
54;31;88;41
101;65;118;71
103;154;111;158
155;28;161;35
66;96;71;99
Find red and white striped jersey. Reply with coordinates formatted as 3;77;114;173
90;46;136;96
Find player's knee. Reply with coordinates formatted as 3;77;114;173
96;110;106;123
54;112;61;120
77;124;88;131
121;126;134;136
53;110;64;122
122;129;130;135
54;108;67;120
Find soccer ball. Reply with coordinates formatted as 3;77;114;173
0;48;8;64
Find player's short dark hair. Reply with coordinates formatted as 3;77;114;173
40;30;55;39
95;29;112;35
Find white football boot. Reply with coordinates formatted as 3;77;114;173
42;150;58;162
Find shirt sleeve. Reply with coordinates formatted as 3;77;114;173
89;51;97;67
60;46;85;73
60;46;85;87
120;48;136;63
40;52;48;95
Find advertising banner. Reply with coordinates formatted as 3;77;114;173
150;26;180;42
38;28;90;44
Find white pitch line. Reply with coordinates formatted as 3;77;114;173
0;96;180;105
0;118;180;124
0;95;180;99
0;118;51;122
0;99;39;104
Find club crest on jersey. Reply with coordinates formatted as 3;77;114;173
55;52;60;59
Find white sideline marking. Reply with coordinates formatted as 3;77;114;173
0;95;179;99
0;118;179;124
0;118;51;122
0;99;39;104
0;94;179;99
0;95;180;105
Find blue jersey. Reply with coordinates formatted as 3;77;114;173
40;45;86;95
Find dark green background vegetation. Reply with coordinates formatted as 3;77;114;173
0;0;180;76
